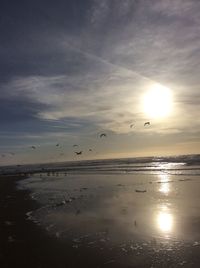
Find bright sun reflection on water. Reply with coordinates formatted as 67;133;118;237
157;211;173;233
156;174;173;235
159;183;170;194
158;174;171;194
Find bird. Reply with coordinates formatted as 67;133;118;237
73;144;78;147
31;146;36;149
144;122;150;126
100;133;106;138
89;149;92;152
75;151;82;155
56;143;59;147
130;124;134;128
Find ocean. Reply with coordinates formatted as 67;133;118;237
1;154;200;175
2;154;200;266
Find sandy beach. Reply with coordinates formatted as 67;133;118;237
1;169;200;268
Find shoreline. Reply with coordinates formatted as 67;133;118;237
0;175;135;268
1;174;200;267
0;175;81;268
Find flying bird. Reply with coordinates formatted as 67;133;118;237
56;143;60;147
100;133;107;138
144;122;150;126
31;146;36;149
75;151;82;155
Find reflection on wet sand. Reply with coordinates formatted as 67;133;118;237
159;182;170;194
157;174;173;236
19;172;200;267
158;174;171;194
157;208;173;234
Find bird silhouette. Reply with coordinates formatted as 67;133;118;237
100;133;106;138
144;122;150;126
56;143;59;147
31;146;36;149
75;151;82;155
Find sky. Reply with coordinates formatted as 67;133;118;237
0;0;200;165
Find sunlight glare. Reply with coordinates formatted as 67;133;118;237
157;211;173;233
159;183;170;194
143;84;173;118
158;174;170;194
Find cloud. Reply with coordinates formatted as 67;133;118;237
85;1;200;87
0;0;199;160
150;0;200;22
1;73;141;124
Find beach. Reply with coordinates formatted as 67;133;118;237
1;156;200;267
1;0;200;266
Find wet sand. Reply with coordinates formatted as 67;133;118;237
0;175;111;268
1;174;200;267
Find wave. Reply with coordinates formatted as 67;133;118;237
1;154;200;176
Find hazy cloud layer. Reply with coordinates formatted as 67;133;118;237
0;0;199;164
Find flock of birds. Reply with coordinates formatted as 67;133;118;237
1;121;151;159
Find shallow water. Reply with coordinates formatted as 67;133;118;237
17;156;200;267
18;173;200;242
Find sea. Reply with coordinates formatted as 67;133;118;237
1;154;200;176
2;154;200;266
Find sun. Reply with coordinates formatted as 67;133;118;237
143;84;173;118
